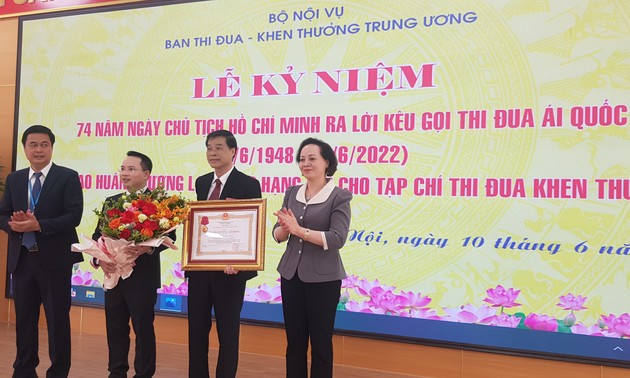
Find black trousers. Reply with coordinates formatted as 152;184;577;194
12;248;73;378
280;276;341;378
187;272;246;378
104;278;157;378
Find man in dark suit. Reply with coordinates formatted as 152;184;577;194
0;125;84;378
91;151;174;378
188;130;262;378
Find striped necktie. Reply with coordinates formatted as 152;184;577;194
23;172;42;249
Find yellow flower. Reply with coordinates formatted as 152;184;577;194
159;218;170;229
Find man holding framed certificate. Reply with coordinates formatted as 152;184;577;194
187;130;262;378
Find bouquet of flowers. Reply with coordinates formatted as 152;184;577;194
72;186;189;289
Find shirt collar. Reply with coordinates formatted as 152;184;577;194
29;162;52;179
214;166;235;186
297;179;335;204
127;186;149;195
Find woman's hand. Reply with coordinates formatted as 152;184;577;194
273;207;298;242
274;208;298;234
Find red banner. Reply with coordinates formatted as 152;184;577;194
0;0;147;18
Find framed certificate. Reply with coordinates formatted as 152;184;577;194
182;198;266;271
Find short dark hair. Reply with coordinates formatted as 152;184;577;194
295;137;338;176
21;125;55;146
205;129;237;150
127;151;153;172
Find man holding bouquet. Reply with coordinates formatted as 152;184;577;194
188;130;262;378
92;151;175;378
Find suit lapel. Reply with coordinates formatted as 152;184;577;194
202;173;215;200
220;169;240;199
36;163;59;207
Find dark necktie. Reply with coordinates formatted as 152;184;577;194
208;178;222;200
23;172;43;249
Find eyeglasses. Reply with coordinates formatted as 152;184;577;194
118;167;143;173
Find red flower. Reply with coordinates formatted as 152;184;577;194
142;219;159;231
138;200;158;216
119;229;131;239
120;210;135;224
107;208;121;217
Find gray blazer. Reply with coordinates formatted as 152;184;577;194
275;180;352;283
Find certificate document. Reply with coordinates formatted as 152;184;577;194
182;199;266;271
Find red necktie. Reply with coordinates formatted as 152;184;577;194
208;178;222;200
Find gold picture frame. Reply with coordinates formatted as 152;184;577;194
182;198;266;271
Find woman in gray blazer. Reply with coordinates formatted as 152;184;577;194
273;137;352;378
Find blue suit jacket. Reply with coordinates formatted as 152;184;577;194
0;163;84;273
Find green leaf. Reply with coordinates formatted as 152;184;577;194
556;319;572;333
513;312;528;329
